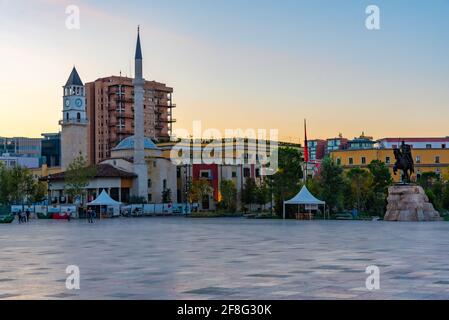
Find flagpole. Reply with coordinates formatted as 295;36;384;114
304;119;308;184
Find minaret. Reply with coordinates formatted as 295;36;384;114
132;26;149;200
60;66;89;170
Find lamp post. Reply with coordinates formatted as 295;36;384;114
46;178;51;206
269;175;274;215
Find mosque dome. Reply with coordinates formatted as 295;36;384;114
113;136;159;151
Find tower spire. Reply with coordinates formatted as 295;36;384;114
132;26;148;200
135;26;142;60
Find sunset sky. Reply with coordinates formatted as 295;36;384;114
0;0;448;142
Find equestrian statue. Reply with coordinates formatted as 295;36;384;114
393;141;415;183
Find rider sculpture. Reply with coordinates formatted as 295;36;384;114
393;141;415;183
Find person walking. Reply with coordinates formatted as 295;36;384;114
17;210;22;224
87;208;93;223
19;210;26;223
26;209;30;222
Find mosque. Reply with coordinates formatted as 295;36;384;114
47;28;178;204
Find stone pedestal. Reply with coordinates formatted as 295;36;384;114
384;185;441;221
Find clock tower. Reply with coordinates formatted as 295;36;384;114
60;66;89;170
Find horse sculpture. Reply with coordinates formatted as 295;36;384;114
393;141;414;183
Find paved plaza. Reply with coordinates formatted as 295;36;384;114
1;217;449;299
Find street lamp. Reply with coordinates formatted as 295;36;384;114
46;177;51;205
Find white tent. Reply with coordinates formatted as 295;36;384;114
87;190;121;217
87;190;121;206
283;185;326;220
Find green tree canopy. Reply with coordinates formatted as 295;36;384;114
346;168;373;212
219;180;237;212
368;160;393;193
316;157;344;213
241;177;257;212
271;147;303;215
189;178;214;204
0;163;41;205
65;153;96;204
255;182;270;210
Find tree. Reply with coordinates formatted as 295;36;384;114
241;177;257;212
31;181;48;204
346;168;373;212
367;160;393;216
442;182;449;211
255;182;270;211
189;179;214;209
0;163;11;204
65;153;96;204
418;172;439;190
368;160;392;193
0;165;37;205
417;172;444;211
271;147;303;215
162;188;172;203
316;157;345;213
219;180;237;212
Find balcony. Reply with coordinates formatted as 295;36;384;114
117;112;134;119
157;118;177;123
156;103;176;108
116;97;133;103
116;127;134;135
108;89;125;96
59;119;88;126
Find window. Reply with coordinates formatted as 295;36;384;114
426;144;432;149
361;157;366;165
349;157;354;165
336;158;341;165
416;156;421;164
243;167;250;177
442;144;446;149
385;157;391;164
163;179;167;190
200;170;211;179
435;156;440;164
232;171;237;178
77;113;81;121
147;179;152;189
255;168;260;178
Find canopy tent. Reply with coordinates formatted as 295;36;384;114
87;190;121;206
283;185;326;220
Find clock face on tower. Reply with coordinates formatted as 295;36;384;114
75;98;83;108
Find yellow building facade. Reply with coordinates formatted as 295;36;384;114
330;148;449;182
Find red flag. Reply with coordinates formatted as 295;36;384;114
304;119;309;163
